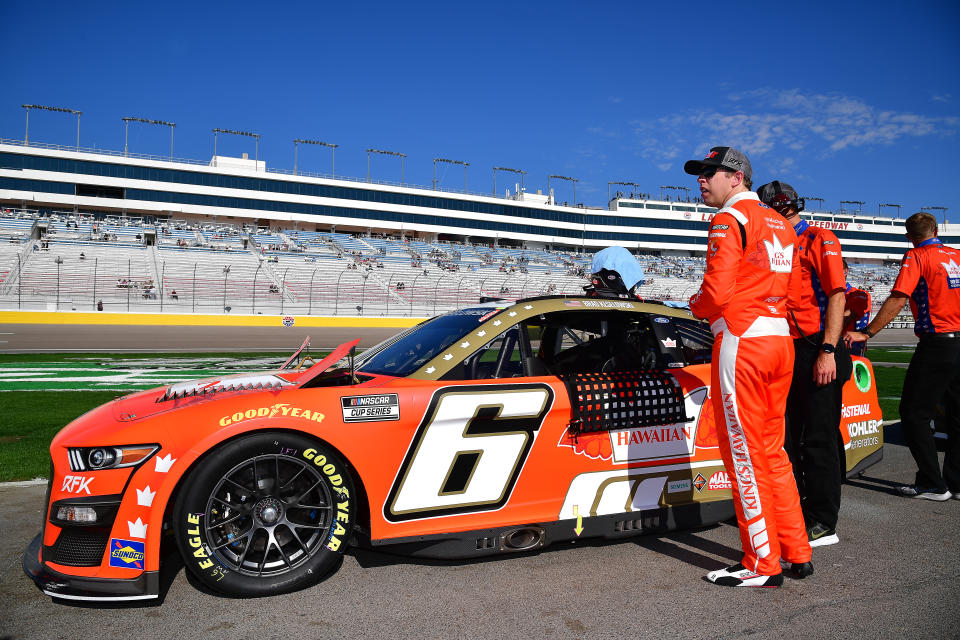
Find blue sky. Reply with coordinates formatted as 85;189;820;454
2;1;958;220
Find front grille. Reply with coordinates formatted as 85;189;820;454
51;528;110;566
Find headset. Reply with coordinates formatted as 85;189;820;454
764;180;805;214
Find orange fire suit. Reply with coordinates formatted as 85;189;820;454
690;191;810;575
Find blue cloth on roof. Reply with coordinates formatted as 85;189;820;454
591;246;645;290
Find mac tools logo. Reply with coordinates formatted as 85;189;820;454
763;235;794;273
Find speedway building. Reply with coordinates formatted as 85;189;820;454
1;138;956;316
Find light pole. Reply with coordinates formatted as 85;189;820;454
659;185;688;202
293;139;338;176
493;166;526;197
433;157;470;192
805;197;825;211
840;200;864;215
879;203;902;219
548;175;578;205
123;117;176;158
367;148;406;184
922;206;948;227
22;104;82;149
212;128;261;168
608;181;640;201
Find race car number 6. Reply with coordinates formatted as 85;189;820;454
385;384;554;521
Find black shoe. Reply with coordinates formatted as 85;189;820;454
807;523;839;547
789;561;814;579
705;563;784;588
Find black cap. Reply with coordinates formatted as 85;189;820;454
683;146;752;180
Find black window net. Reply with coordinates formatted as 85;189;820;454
562;369;689;434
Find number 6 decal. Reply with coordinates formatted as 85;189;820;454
385;384;554;522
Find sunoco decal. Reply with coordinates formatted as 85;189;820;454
109;538;145;570
341;394;400;422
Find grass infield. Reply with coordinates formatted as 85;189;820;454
0;348;913;483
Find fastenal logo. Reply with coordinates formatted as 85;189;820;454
853;361;872;393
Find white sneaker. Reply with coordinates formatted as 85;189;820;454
705;563;783;588
897;485;952;501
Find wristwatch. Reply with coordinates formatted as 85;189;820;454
820;343;836;354
863;327;875;338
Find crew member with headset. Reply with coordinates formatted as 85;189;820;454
685;147;812;588
757;181;852;548
846;212;960;501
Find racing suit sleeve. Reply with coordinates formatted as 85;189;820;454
891;249;920;296
689;212;742;320
787;227;802;316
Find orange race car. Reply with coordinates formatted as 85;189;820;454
23;295;884;601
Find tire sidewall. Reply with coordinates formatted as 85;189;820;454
173;431;355;597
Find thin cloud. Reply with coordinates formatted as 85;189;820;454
631;89;959;171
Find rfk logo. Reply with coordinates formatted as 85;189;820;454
763;235;794;273
61;475;92;494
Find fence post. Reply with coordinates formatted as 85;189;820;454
359;273;369;316
410;274;421;317
192;262;197;313
335;269;347;316
17;254;21;309
433;274;447;316
160;262;165;313
386;272;394;317
281;266;289;315
126;258;131;312
455;275;465;309
308;267;317;315
92;257;98;310
252;262;262;315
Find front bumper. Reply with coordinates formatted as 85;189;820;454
22;534;159;602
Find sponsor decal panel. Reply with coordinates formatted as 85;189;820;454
693;473;707;492
109;538;145;570
667;479;691;493
609;388;707;463
341;394;400;422
281;316;295;327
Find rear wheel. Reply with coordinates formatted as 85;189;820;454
173;432;355;597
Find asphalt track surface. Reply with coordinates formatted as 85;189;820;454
1;424;957;640
0;323;919;352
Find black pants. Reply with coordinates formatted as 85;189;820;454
899;334;960;493
785;333;852;530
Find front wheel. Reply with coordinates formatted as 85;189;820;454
173;432;356;597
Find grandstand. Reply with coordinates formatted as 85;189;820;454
0;207;910;323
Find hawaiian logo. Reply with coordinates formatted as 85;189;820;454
219;403;325;427
763;235;794;273
109;538;145;570
944;259;960;289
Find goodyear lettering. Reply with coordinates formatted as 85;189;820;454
219;403;325;427
300;450;351;551
185;513;214;569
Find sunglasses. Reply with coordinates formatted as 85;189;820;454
699;167;731;179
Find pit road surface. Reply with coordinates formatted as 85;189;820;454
2;425;957;640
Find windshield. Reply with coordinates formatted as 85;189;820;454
354;307;496;377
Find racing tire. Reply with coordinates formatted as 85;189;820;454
173;432;356;597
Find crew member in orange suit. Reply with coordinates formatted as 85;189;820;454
846;212;960;501
686;147;812;587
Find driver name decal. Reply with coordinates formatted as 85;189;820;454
341;394;400;422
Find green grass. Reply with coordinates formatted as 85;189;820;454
0;353;912;482
0;391;121;482
863;346;915;364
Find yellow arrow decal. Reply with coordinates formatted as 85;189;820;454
573;505;584;536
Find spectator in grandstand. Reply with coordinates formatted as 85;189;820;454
758;180;851;549
96;299;103;311
170;289;179;300
842;258;871;356
845;212;960;501
685;148;811;587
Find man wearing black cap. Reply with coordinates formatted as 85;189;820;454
757;180;851;549
685;147;812;588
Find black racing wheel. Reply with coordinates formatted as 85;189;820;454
173;432;355;597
